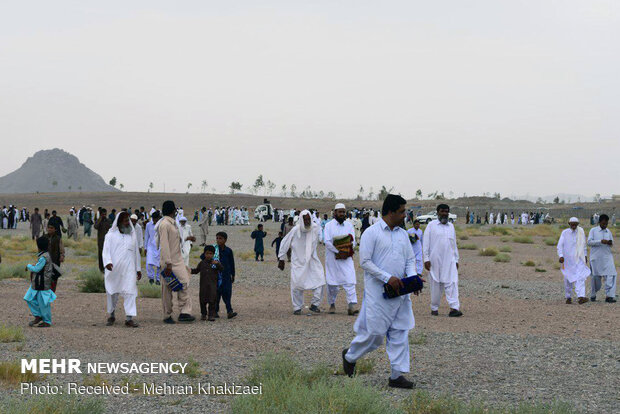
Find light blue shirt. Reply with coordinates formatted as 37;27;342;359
587;226;617;276
27;254;46;273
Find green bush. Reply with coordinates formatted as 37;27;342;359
513;236;534;244
479;247;499;256
0;263;28;280
494;253;511;263
0;325;24;343
78;267;105;293
499;246;512;252
523;260;536;267
0;394;104;414
139;282;161;298
535;268;547;273
232;353;398;414
459;244;478;250
543;237;557;246
489;226;511;236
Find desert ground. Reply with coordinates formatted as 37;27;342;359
0;199;618;413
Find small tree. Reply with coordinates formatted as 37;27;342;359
266;180;276;196
415;189;422;199
377;186;394;201
357;186;364;200
281;184;287;197
148;182;153;192
119;183;124;191
201;180;208;193
367;187;375;200
229;181;242;194
187;183;192;193
327;191;336;200
253;175;265;195
553;196;560;204
109;177;117;187
290;184;297;197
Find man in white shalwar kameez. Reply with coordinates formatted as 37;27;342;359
343;194;418;389
278;210;325;314
557;217;590;304
102;212;142;327
324;203;358;315
407;219;424;275
423;204;462;317
178;216;195;267
587;214;617;303
144;211;161;285
130;214;144;255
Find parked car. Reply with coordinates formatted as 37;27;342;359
415;211;457;224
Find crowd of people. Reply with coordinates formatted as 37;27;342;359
463;209;553;225
3;195;617;389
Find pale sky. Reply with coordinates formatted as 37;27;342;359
1;1;618;199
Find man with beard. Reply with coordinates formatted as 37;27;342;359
159;200;195;323
342;194;419;389
278;210;325;315
102;212;142;327
94;208;113;272
324;203;358;315
423;204;462;317
557;217;590;304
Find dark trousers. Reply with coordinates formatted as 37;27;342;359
216;277;233;314
255;251;264;261
199;275;218;318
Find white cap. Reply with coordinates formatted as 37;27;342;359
130;214;138;220
568;217;579;223
335;203;346;210
179;216;187;222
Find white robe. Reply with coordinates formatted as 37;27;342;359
323;219;356;286
144;221;160;267
102;215;140;296
179;223;193;265
422;220;459;284
278;215;325;291
557;227;590;283
407;227;424;275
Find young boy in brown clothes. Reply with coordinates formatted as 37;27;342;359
191;245;223;321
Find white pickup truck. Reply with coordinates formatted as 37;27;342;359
415;211;457;224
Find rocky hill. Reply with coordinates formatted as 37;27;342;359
0;148;119;193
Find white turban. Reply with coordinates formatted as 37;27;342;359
130;214;138;220
179;216;187;222
335;203;346;210
568;217;579;223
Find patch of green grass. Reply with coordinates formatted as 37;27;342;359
488;226;512;236
459;243;478;250
0;263;28;280
139;282;161;298
0;394;104;414
523;260;536;267
336;357;375;376
458;234;469;240
232;353;397;414
0;360;43;385
535;268;547;273
78;267;105;293
403;391;576;414
499;246;512;253
500;236;510;243
479;247;499;256
0;324;24;343
494;253;511;263
512;236;534;244
184;358;203;378
543;237;557;246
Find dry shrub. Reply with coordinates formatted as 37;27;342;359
479;247;499;256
